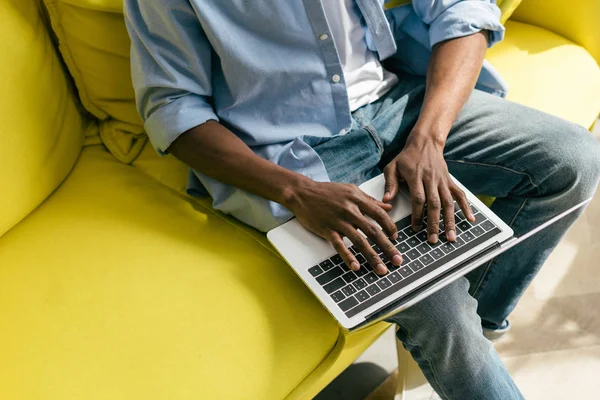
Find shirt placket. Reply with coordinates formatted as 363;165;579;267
301;0;352;135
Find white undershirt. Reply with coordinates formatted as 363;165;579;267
322;0;398;112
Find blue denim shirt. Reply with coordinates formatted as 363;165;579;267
124;0;506;232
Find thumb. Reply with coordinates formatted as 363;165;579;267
383;164;399;202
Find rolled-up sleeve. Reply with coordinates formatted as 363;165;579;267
412;0;505;49
124;0;218;154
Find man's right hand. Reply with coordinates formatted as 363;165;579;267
283;180;403;275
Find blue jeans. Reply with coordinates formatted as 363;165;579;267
313;74;600;400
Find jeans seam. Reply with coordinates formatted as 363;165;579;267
471;197;529;298
392;322;451;400
363;124;384;154
446;159;542;197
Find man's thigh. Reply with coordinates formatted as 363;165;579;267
442;89;595;200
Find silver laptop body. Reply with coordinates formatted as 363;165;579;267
267;174;590;331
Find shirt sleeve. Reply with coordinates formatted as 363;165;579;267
411;0;505;49
124;0;218;154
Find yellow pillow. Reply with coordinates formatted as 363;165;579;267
43;0;146;164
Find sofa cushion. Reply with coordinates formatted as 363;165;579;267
0;146;339;399
0;0;85;237
486;21;600;129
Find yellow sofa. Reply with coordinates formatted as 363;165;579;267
0;0;598;399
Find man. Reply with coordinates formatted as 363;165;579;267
124;1;600;398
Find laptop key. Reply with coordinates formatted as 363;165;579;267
355;290;370;302
319;259;334;271
339;296;359;312
420;254;435;266
330;291;345;303
388;272;402;283
417;231;428;242
402;226;418;237
316;266;344;285
353;278;368;290
471;226;485;237
396;231;408;242
462;230;475;242
341;285;357;297
480;220;495;231
407;237;420;248
355;266;369;277
400;253;412;264
309;265;323;277
430;248;444;260
377;277;392;290
386;261;399;272
456;210;466;221
410;260;425;271
366;284;382;296
330;254;343;265
417;243;431;254
396;241;410;253
324;277;345;294
440;242;455;254
458;221;472;231
356;254;367;265
472;213;485;225
453;237;466;247
364;272;379;284
406;249;421;260
399;266;414;278
342;272;358;284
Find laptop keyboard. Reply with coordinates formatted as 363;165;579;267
308;202;502;318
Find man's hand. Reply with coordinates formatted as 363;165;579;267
284;181;403;275
381;32;488;243
383;133;475;243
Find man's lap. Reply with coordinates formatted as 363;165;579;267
315;72;596;202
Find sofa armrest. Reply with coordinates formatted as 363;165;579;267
511;0;600;63
0;0;85;236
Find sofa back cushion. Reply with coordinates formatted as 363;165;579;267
0;0;85;237
43;0;146;163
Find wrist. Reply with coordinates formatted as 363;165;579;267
279;174;314;210
409;124;448;150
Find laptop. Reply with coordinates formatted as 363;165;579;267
267;173;591;331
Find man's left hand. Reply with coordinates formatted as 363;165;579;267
382;132;475;243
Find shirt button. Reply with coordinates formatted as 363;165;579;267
332;74;341;83
339;129;346;135
319;33;329;41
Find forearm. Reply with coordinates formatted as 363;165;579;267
412;31;488;145
168;120;311;206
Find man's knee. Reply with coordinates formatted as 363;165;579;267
550;123;600;201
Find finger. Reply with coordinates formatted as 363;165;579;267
355;215;402;268
361;195;398;240
367;195;393;211
329;231;360;271
383;163;399;203
341;224;388;275
425;180;441;244
408;178;426;232
440;185;456;242
451;183;475;222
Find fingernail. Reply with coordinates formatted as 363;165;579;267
392;254;402;266
429;233;438;243
377;263;388;274
447;229;456;241
392;232;399;240
384;191;391;198
351;261;360;270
